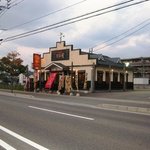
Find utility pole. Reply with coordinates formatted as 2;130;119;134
123;65;126;91
70;61;74;96
0;0;11;12
6;0;11;9
90;63;95;93
108;65;111;92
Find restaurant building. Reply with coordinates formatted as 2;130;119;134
33;41;133;93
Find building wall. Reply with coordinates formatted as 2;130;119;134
96;67;133;82
41;41;96;68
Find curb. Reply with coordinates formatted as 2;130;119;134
97;104;150;114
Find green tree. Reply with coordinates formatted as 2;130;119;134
0;51;26;83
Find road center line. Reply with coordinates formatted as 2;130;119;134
29;105;94;121
0;139;16;150
0;125;49;150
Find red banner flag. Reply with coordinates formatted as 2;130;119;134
33;53;41;70
45;73;57;89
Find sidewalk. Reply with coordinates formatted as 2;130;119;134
0;88;150;102
81;89;150;102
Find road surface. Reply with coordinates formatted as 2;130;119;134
0;93;150;150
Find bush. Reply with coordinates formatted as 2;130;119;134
0;83;24;91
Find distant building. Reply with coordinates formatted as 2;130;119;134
19;72;34;91
19;73;26;85
122;57;150;85
33;41;133;92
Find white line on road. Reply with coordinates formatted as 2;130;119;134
29;105;95;121
0;139;16;150
0;125;49;150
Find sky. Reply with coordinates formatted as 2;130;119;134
0;0;150;69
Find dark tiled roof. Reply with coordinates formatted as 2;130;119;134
89;53;124;68
121;57;150;61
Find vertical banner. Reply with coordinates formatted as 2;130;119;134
75;71;78;91
33;53;41;70
33;54;41;91
45;73;57;89
58;75;65;91
83;73;88;90
65;76;71;94
34;70;38;91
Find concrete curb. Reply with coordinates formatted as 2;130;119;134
0;91;34;99
97;104;150;114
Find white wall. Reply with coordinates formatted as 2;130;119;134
134;78;149;85
19;73;25;85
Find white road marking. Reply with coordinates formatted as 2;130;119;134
0;139;16;150
29;105;95;121
0;125;49;150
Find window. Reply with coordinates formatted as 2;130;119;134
113;72;118;83
78;70;85;89
120;73;124;84
106;72;110;84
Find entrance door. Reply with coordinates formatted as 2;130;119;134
106;72;110;84
78;71;85;90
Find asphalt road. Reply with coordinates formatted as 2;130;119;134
0;93;150;150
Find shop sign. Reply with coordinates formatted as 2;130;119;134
33;53;41;70
51;49;69;61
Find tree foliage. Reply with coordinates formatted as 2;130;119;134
0;51;26;82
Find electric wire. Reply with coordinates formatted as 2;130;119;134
4;0;134;34
94;22;150;53
0;1;7;16
6;0;88;30
92;18;150;50
8;0;25;8
1;0;149;43
0;9;6;17
0;0;24;18
3;0;137;41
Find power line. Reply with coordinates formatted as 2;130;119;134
94;22;150;53
92;18;150;50
2;0;136;41
0;0;8;16
0;9;7;17
6;0;88;30
8;0;25;8
2;0;150;42
7;0;134;32
0;0;24;18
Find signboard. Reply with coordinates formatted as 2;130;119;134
51;49;69;61
33;53;41;70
